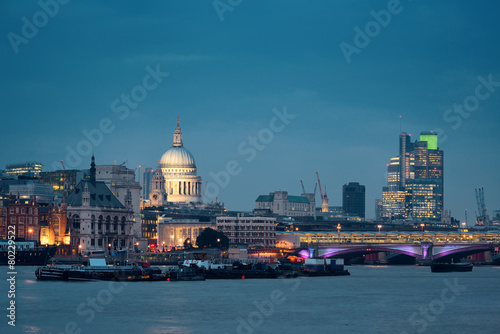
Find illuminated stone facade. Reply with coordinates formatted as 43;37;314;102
157;217;215;247
255;191;315;217
216;216;276;248
66;157;136;255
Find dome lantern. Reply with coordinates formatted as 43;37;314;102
173;116;183;147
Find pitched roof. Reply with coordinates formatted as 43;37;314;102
288;196;309;203
66;180;125;209
255;194;309;204
256;195;274;202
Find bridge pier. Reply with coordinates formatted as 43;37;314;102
417;242;434;266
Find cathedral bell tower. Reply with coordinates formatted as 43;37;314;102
149;163;168;207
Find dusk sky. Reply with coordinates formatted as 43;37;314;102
1;1;499;221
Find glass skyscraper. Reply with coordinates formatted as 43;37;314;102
382;131;444;221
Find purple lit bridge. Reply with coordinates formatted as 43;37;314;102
299;242;500;264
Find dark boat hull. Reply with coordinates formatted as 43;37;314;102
35;265;169;281
431;263;473;272
1;246;57;266
206;269;279;279
302;269;350;277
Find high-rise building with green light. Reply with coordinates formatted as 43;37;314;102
381;131;444;221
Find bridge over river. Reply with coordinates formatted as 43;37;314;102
276;230;500;264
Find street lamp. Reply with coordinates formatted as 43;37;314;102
337;224;341;243
78;244;82;256
28;228;33;240
420;223;425;232
377;224;382;234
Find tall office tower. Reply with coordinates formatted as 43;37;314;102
382;131;444;221
342;182;366;219
136;166;154;199
407;131;444;220
382;157;407;220
399;133;414;186
375;199;383;220
387;157;401;187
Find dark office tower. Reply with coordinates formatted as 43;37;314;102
39;169;84;194
343;182;366;219
399;132;414;186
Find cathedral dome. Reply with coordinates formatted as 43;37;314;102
160;147;196;168
153;117;203;204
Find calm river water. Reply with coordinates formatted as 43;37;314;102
1;265;499;334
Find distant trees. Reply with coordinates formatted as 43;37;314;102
184;238;193;250
196;228;229;249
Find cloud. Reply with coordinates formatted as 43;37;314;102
124;53;221;63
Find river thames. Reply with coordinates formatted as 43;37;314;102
1;265;499;334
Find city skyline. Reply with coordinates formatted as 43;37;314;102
2;1;500;221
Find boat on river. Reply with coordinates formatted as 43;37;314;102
35;259;168;281
1;240;57;266
431;262;473;272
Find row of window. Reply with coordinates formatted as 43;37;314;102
9;207;38;215
225;232;275;237
229;239;275;244
218;225;275;231
10;217;38;224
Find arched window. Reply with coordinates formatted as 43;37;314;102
91;215;95;230
121;217;126;235
98;215;103;230
106;216;111;231
113;216;118;231
72;214;80;230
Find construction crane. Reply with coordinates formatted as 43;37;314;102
60;160;66;171
475;187;490;226
316;172;324;201
316;172;329;212
300;180;306;194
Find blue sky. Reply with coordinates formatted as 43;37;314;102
1;1;499;221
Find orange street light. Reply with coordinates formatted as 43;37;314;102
377;225;382;234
